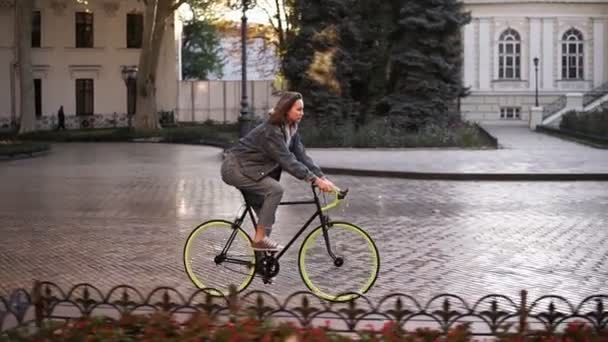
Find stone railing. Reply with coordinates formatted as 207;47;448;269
542;96;567;119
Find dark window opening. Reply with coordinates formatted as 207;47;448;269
32;11;41;47
34;78;42;118
76;12;94;48
126;13;143;48
127;78;137;114
76;79;94;115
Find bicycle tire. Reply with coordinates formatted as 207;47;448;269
183;219;256;296
298;221;380;302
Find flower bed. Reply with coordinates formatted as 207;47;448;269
2;313;606;341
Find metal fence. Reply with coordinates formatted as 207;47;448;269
1;281;607;337
176;80;279;124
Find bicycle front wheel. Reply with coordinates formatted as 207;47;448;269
298;221;380;302
183;220;255;296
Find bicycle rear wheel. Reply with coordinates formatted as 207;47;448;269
298;221;379;302
183;220;255;296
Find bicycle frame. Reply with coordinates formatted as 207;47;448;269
227;185;339;262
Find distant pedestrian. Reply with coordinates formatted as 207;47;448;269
57;106;65;130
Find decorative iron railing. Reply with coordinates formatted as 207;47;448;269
583;81;608;107
542;96;567;119
1;281;607;337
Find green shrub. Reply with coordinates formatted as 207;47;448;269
560;109;608;137
14;123;240;147
0;141;50;157
299;119;494;148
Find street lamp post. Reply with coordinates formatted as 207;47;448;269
228;0;257;137
533;57;539;107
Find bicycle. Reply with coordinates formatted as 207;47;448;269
183;184;380;302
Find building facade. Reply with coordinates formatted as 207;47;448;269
1;0;606;129
0;0;182;130
461;0;608;124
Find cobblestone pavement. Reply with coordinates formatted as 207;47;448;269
309;125;608;174
1;143;607;305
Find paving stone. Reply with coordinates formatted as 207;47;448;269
0;143;607;305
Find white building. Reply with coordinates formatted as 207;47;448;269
1;0;606;130
461;0;608;125
0;0;182;130
209;23;279;81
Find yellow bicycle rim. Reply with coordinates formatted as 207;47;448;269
299;222;379;302
184;220;255;296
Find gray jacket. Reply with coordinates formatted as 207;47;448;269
229;120;324;182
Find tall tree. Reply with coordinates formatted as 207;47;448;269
257;0;297;78
283;0;470;135
282;0;355;128
134;0;214;131
382;0;470;130
16;0;35;134
182;18;224;80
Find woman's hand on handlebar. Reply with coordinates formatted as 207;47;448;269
314;177;334;193
322;177;337;190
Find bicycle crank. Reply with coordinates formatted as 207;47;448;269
259;255;280;279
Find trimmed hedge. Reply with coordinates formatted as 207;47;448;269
560;109;608;137
0;141;50;158
298;119;496;148
9;120;496;149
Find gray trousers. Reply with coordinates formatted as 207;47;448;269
221;153;283;235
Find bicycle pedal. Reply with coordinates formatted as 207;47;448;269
262;277;274;285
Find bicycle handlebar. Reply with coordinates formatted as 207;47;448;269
312;184;348;212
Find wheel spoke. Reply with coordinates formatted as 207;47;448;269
299;222;379;302
184;220;255;296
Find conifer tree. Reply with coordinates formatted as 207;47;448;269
282;0;354;128
381;0;470;130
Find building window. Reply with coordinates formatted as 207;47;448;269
561;28;584;80
76;79;94;115
498;29;521;79
75;12;94;48
500;107;521;120
32;11;41;47
127;78;137;114
126;13;143;48
34;79;42;118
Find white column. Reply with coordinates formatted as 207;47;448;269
529;106;543;130
479;18;491;90
463;22;476;89
529;18;542;90
542;18;555;90
592;18;605;87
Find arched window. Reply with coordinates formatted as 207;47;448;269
561;28;584;79
498;29;521;79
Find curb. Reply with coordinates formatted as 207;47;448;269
0;149;51;162
320;167;608;181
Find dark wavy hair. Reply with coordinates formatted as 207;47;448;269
268;91;303;125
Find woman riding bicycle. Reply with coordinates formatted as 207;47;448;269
221;91;335;251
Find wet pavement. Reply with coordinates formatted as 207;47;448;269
309;125;608;174
1;143;607;304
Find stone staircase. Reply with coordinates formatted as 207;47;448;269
542;80;608;126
